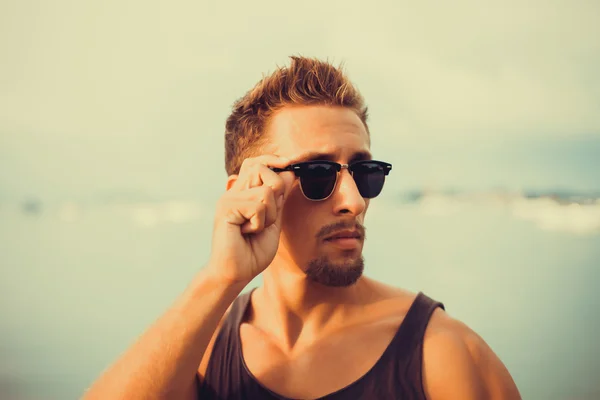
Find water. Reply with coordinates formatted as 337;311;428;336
1;195;599;399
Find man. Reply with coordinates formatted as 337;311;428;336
84;56;521;399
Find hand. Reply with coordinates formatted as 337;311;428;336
206;155;295;285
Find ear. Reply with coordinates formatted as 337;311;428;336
226;174;239;191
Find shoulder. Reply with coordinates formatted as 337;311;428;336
421;307;521;400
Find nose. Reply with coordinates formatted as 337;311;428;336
331;167;367;216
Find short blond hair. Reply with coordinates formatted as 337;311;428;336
224;56;369;175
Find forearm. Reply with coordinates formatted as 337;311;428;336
82;268;246;400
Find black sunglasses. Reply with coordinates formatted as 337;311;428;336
271;160;392;201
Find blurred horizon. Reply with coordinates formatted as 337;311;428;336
2;133;599;202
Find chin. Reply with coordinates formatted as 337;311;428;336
304;255;365;287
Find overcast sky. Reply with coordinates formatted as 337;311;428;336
1;0;599;200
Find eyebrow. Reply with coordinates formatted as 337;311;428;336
292;150;373;164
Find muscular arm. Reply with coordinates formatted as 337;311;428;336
422;311;521;400
82;269;244;400
82;154;292;399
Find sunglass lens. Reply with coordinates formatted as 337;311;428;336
352;162;387;198
300;163;338;200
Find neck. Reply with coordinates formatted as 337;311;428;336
250;254;376;353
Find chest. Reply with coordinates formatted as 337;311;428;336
239;317;403;399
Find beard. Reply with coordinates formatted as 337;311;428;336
304;255;365;287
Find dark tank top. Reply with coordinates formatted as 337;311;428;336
198;289;444;400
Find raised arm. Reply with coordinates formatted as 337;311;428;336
82;155;294;399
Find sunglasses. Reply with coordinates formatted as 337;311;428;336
271;160;392;201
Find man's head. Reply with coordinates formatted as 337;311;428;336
225;56;381;287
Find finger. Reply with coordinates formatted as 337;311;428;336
240;203;266;234
242;154;291;169
224;200;266;233
274;192;286;227
260;186;278;229
231;186;278;229
234;155;290;190
278;169;296;200
257;165;287;198
233;164;286;196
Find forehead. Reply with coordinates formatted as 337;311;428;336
264;106;370;161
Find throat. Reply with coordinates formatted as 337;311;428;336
248;280;372;350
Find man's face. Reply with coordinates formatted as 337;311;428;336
265;105;372;287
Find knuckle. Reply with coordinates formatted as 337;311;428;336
256;215;265;227
240;157;254;171
263;174;284;194
272;177;285;193
247;163;262;180
260;185;274;199
256;202;267;214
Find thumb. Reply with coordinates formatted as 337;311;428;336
274;171;294;227
280;171;296;201
274;192;286;227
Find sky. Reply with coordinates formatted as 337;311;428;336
1;0;599;201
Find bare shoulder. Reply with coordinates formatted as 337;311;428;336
422;309;521;400
362;277;418;307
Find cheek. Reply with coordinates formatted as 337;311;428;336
281;189;311;232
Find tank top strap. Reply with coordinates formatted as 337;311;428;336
394;292;445;358
227;288;255;331
199;289;258;400
201;289;445;400
389;291;445;398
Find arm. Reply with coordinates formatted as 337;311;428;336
82;154;293;400
422;311;522;400
82;269;245;400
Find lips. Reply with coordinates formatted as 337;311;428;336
324;230;362;241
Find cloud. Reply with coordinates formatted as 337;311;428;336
323;2;600;144
1;0;598;141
